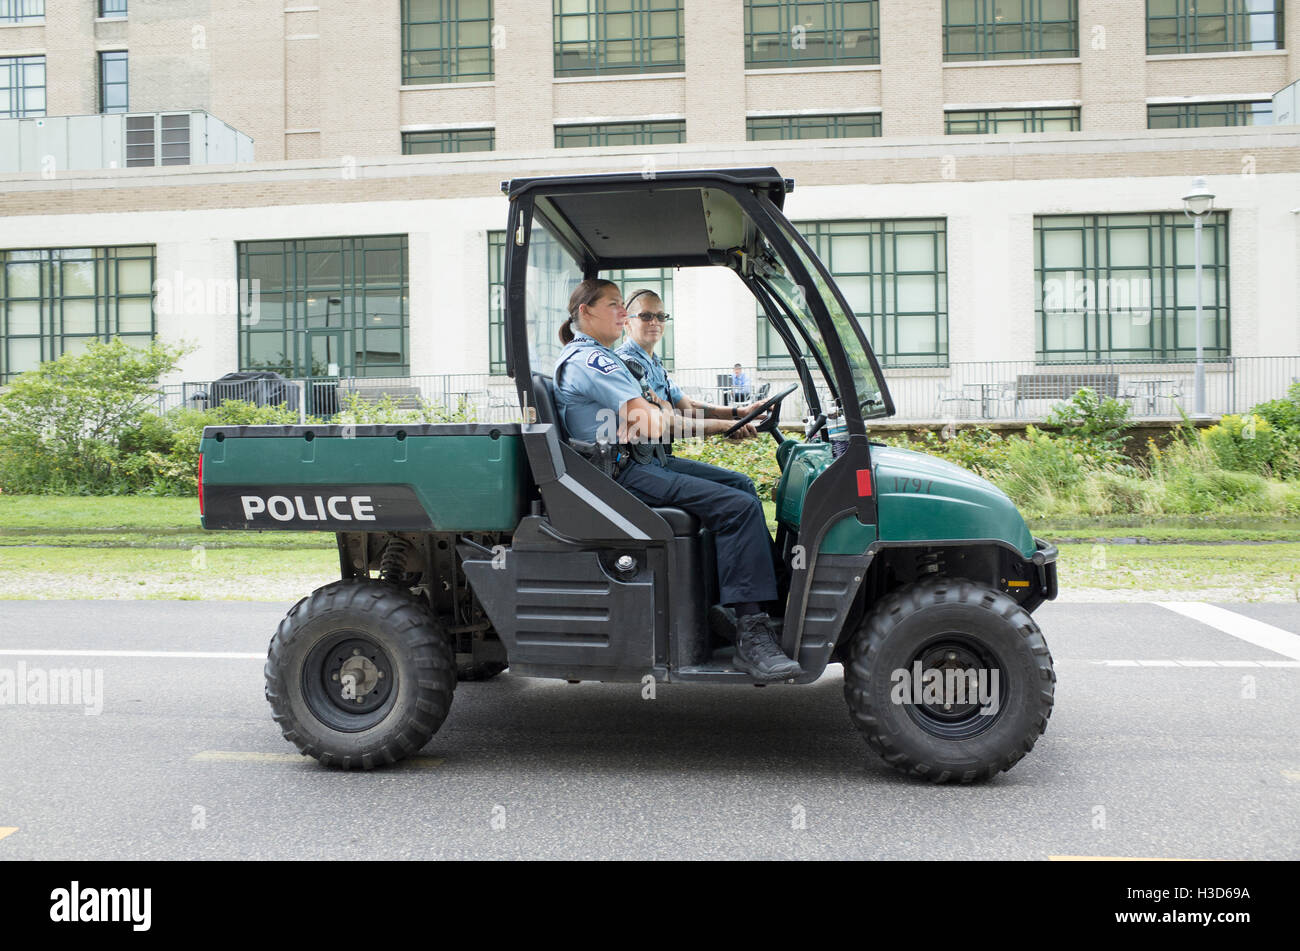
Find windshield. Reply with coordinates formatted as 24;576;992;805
524;212;584;374
759;214;890;422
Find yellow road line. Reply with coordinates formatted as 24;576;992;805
1282;770;1300;783
1050;855;1207;861
0;827;18;841
190;750;443;767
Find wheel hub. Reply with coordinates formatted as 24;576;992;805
309;636;395;720
902;635;1004;740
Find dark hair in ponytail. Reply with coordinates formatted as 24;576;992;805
561;278;618;345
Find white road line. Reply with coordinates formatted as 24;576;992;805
1156;602;1300;661
1091;659;1300;668
0;649;263;660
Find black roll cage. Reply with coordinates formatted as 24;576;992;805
500;169;894;434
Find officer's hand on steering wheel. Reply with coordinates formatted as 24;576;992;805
722;383;799;443
725;420;762;441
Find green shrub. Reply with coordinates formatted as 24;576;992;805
0;339;188;494
333;390;477;424
1202;414;1278;474
142;400;303;495
671;435;782;499
908;426;1012;476
1043;386;1133;462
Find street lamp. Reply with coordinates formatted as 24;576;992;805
1181;177;1215;419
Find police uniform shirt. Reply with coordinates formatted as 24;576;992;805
615;339;683;406
554;330;644;444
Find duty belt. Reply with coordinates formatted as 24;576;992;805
568;439;667;478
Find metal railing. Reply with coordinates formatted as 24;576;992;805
155;356;1300;426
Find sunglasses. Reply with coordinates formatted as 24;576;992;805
634;312;671;323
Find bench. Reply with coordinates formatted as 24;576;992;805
1014;373;1118;412
345;384;424;410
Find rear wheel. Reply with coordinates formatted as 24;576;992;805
265;579;456;769
844;577;1054;783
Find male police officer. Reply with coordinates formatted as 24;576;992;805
554;279;801;683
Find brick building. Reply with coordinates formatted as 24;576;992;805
1;0;1298;419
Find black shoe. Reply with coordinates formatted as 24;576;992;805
734;613;802;682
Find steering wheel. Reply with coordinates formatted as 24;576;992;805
722;383;799;442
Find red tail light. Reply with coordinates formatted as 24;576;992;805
856;468;873;497
197;452;205;516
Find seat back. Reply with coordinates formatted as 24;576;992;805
531;372;569;441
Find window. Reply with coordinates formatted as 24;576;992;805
402;128;494;153
1148;100;1272;127
99;51;128;114
487;232;675;373
1035;213;1230;363
555;120;684;147
125;113;191;167
758;220;948;368
1;1;43;23
98;0;126;17
0;55;45;119
746;112;881;140
554;0;683;76
1147;0;1283;54
488;231;506;374
402;0;493;85
945;107;1080;133
943;0;1077;61
745;0;880;68
1;246;155;383
237;236;409;379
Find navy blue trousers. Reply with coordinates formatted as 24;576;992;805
616;456;777;606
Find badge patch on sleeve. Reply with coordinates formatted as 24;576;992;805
586;351;619;375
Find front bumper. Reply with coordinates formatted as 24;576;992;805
1031;536;1059;602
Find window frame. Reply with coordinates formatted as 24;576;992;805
553;0;684;77
1147;100;1273;128
0;54;46;119
98;50;129;115
1034;212;1231;364
1146;0;1285;54
0;0;43;23
943;0;1079;62
944;107;1081;134
744;0;881;68
746;112;882;140
758;219;949;370
0;245;156;383
402;0;494;86
97;0;127;18
554;120;685;148
402;128;495;154
236;235;410;380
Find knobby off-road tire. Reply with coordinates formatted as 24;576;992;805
265;579;456;769
843;577;1055;784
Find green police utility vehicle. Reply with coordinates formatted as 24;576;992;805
200;168;1058;782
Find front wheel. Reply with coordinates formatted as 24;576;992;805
265;579;456;769
844;577;1055;783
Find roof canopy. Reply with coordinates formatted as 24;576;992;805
503;168;792;271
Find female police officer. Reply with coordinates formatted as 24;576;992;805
554;278;801;682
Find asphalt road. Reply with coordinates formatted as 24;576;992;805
1;600;1298;860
